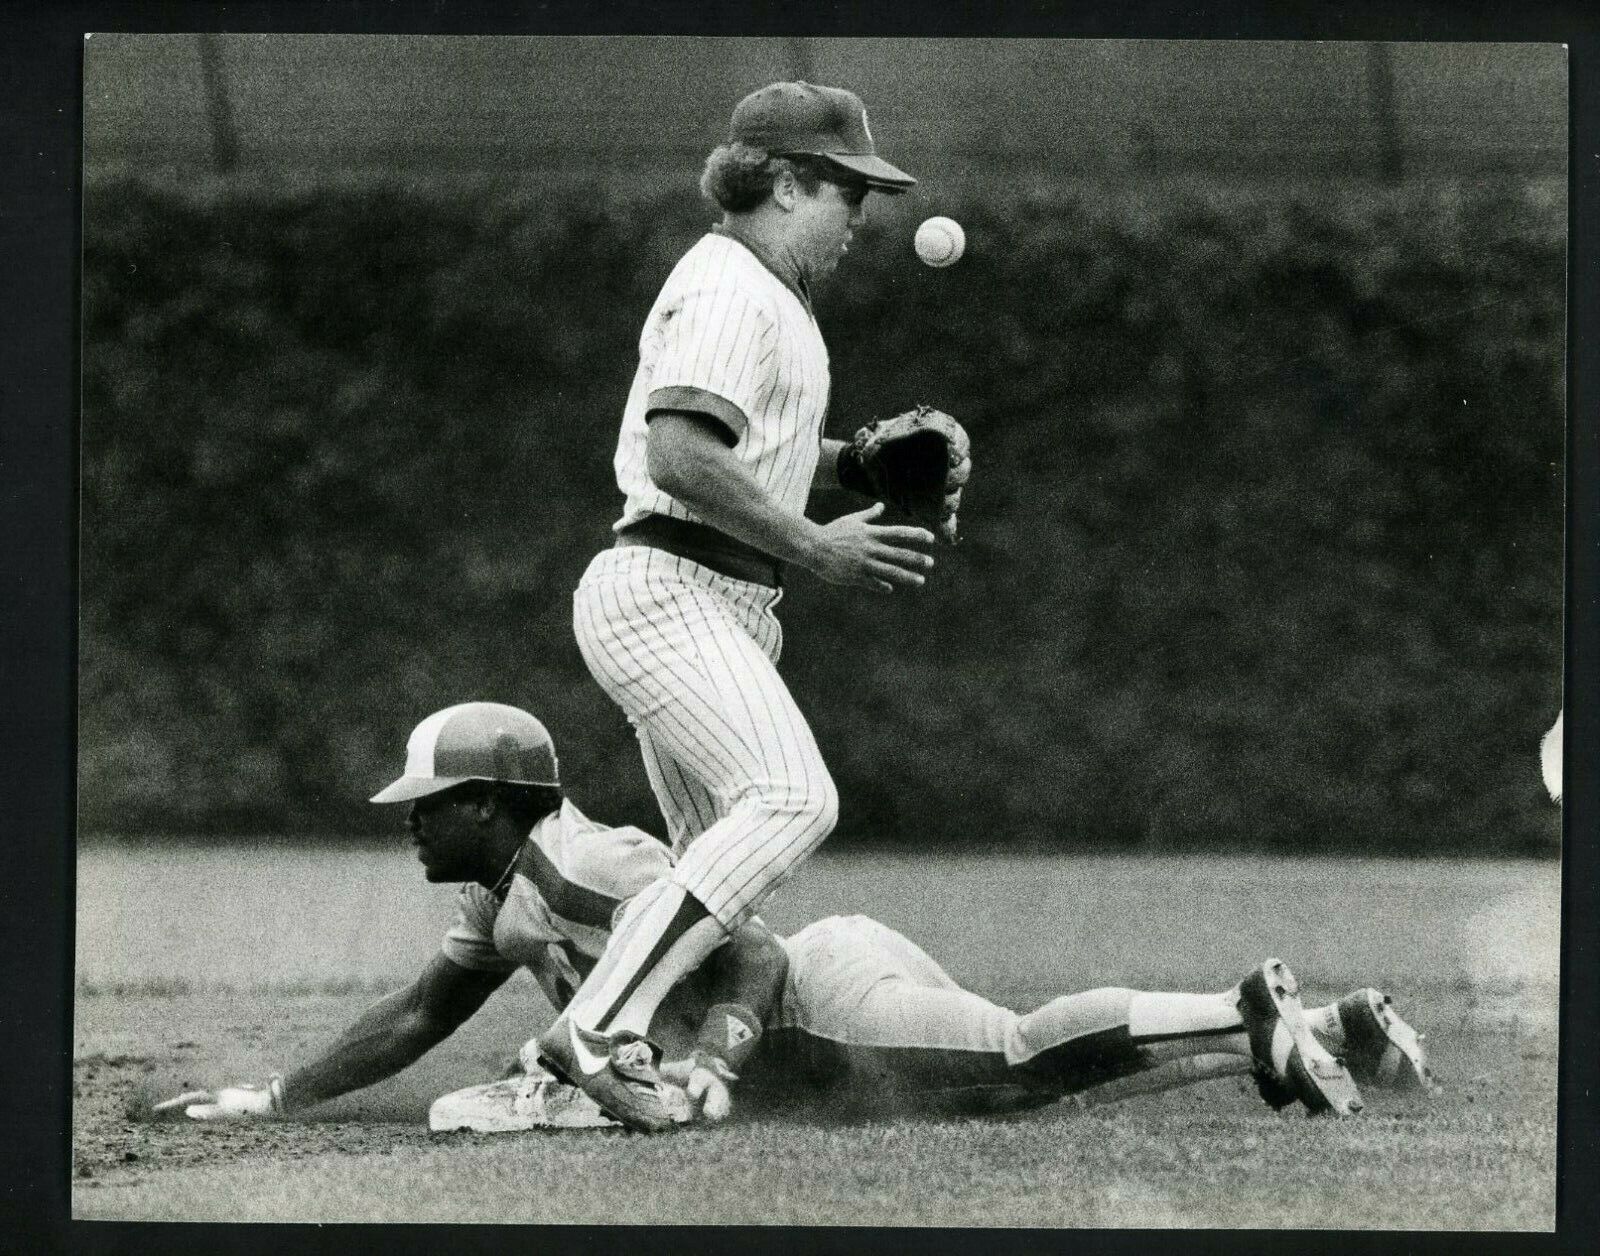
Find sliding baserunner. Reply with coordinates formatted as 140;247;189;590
155;703;1433;1128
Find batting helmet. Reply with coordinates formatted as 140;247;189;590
370;702;560;804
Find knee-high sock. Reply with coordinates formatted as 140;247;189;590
1074;999;1352;1107
1303;1001;1344;1042
1011;988;1250;1094
1125;990;1250;1063
562;879;726;1038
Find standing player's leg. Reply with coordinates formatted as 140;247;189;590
774;917;1365;1116
544;552;836;1127
635;723;720;854
560;705;733;1060
571;558;835;1035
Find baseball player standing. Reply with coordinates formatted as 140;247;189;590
544;82;966;1129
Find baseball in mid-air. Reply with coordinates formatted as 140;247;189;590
914;216;965;268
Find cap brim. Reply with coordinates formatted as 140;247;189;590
369;775;472;804
820;153;916;192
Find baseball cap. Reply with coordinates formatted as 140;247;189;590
730;81;916;193
370;702;560;804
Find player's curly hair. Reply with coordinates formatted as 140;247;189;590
700;143;832;213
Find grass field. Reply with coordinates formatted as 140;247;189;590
73;844;1560;1228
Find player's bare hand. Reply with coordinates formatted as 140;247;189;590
659;1055;736;1122
809;502;935;593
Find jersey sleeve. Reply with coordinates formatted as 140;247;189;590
439;884;519;973
567;825;673;903
646;284;776;443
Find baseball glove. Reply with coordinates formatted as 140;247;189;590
838;405;971;543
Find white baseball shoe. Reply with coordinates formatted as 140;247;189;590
1331;988;1439;1094
1236;959;1365;1117
429;1073;620;1132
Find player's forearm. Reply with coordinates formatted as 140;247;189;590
277;990;456;1111
649;420;828;569
671;469;827;571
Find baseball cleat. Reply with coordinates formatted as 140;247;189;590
1237;959;1365;1117
1332;988;1439;1094
537;1019;684;1133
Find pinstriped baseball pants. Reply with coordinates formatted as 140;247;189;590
573;545;839;927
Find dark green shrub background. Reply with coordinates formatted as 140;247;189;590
80;173;1564;851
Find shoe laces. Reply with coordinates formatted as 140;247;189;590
611;1037;660;1082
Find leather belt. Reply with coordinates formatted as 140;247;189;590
615;515;783;588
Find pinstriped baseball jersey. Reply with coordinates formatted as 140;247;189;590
612;231;831;533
